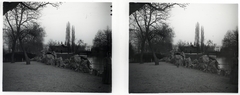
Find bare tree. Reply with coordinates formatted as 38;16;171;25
130;3;187;65
4;3;42;64
177;40;187;52
3;2;60;64
4;23;45;55
205;40;213;55
3;2;61;15
75;39;87;52
47;39;59;52
129;3;187;15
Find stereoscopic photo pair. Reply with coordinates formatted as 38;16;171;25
2;2;238;93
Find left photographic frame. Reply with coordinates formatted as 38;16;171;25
3;2;112;93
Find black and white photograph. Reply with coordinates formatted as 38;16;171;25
129;3;238;93
3;2;112;92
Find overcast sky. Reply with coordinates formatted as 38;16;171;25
167;3;238;46
39;2;112;46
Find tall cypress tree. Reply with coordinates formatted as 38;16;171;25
201;26;205;53
195;22;200;53
72;25;75;53
66;22;71;53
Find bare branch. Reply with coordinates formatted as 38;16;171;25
20;2;61;11
5;13;16;39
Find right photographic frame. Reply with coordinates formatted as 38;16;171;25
129;2;238;93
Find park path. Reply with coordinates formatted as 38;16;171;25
3;61;111;92
129;62;238;93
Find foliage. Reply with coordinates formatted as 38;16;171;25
148;23;175;54
221;28;238;65
129;3;187;64
41;57;48;63
92;27;112;57
21;23;45;55
3;2;61;64
3;2;42;64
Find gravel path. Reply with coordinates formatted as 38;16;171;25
129;62;238;93
3;61;111;92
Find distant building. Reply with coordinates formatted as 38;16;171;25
179;46;198;53
49;44;68;53
214;46;221;52
85;45;92;51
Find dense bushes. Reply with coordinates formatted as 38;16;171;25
160;53;231;77
32;52;111;85
37;54;91;73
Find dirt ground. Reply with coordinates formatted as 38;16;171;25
3;61;111;92
129;62;238;93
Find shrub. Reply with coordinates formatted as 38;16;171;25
41;57;48;63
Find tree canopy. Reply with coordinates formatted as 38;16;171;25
221;27;238;61
129;3;187;65
3;2;60;64
92;27;112;57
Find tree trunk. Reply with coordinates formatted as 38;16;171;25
11;47;15;63
19;39;30;65
140;50;143;64
11;39;17;63
152;52;158;65
147;39;159;65
139;40;145;64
